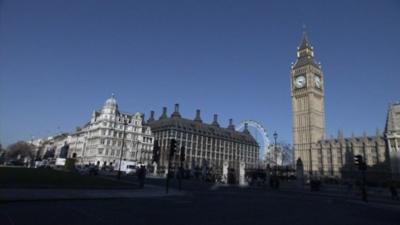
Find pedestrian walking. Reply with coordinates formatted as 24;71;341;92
361;186;368;202
346;180;354;198
389;182;399;200
138;165;146;189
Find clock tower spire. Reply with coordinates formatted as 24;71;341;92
294;31;319;69
291;31;326;175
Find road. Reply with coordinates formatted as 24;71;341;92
1;178;399;225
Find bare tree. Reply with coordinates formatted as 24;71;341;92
0;143;5;164
6;141;35;161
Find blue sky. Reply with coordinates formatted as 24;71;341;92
0;0;399;146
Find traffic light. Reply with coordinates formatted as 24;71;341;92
354;155;362;165
180;146;185;162
152;140;160;163
354;155;366;170
170;139;177;157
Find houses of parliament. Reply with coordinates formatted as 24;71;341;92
291;33;400;180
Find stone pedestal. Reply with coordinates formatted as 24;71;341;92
222;161;229;184
239;161;247;186
164;167;168;178
265;164;271;185
296;158;304;189
153;162;158;176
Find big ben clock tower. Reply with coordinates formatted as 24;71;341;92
291;32;326;174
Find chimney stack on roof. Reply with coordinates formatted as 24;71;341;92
228;119;235;130
194;109;202;123
147;110;155;123
140;113;145;125
243;123;250;134
159;107;167;120
171;103;181;118
212;114;220;127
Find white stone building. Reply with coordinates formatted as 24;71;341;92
80;95;154;167
32;95;154;168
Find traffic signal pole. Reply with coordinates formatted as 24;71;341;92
166;139;177;194
354;154;368;202
178;159;182;191
178;146;185;191
166;152;171;194
152;140;160;175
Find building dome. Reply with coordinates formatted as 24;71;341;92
104;94;117;108
102;94;118;114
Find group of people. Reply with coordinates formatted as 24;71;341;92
136;165;147;188
269;175;280;189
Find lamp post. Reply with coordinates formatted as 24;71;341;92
273;131;278;166
117;119;128;180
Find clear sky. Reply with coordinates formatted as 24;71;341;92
0;0;399;146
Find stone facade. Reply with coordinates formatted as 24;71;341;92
147;104;259;174
386;103;400;178
81;95;154;167
314;131;388;178
291;32;326;174
33;96;154;168
291;33;394;179
67;129;87;162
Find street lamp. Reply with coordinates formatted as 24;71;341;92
273;131;278;166
117;118;128;180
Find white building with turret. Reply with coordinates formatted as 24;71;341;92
32;95;154;169
79;95;154;168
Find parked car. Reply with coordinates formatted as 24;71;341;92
101;165;114;172
77;165;98;176
126;165;137;175
5;160;24;166
88;166;98;175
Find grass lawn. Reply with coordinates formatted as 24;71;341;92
0;167;135;189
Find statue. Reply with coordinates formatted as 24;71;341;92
265;164;271;186
153;161;158;176
222;161;229;184
239;161;247;186
296;158;304;189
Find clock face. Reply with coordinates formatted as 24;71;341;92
294;75;306;88
314;75;321;88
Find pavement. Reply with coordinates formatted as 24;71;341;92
1;175;399;207
248;182;400;206
0;185;183;202
0;176;184;202
1;183;400;225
